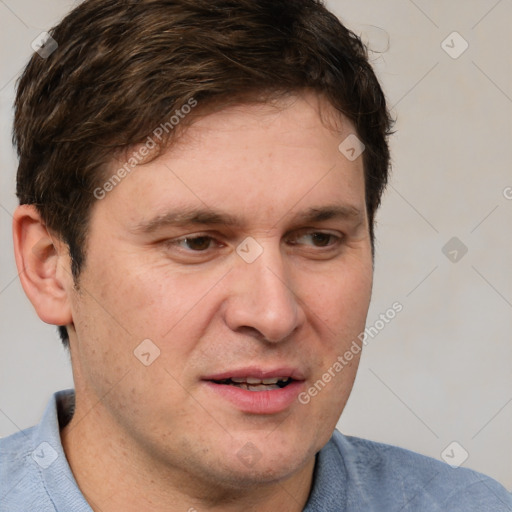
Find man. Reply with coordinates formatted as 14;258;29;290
1;0;510;510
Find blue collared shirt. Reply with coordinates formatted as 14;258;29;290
1;390;511;511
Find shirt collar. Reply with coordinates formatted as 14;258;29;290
33;389;92;511
303;430;348;510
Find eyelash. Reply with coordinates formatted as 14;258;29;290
288;231;342;249
166;230;343;254
171;235;223;252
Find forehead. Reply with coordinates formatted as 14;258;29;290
168;92;350;156
96;93;366;229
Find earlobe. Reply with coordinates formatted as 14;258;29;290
12;204;73;327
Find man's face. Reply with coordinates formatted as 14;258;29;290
67;93;373;488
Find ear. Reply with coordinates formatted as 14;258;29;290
12;204;73;327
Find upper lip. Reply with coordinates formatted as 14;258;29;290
203;367;306;381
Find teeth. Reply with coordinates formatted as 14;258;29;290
234;383;281;391
223;377;291;391
229;377;290;385
248;384;279;391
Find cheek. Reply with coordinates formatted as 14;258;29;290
75;258;232;391
297;258;371;415
70;255;164;389
302;260;372;335
80;251;205;339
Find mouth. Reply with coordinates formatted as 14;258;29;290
202;368;306;414
210;376;293;391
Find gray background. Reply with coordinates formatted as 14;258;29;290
1;0;511;489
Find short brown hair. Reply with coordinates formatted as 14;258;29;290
14;0;393;345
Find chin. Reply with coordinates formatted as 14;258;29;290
213;457;306;489
208;437;315;488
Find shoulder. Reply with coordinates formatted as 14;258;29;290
0;390;80;512
321;430;512;511
0;425;37;474
0;427;55;511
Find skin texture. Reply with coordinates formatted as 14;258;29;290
13;93;373;512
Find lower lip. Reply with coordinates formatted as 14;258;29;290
203;380;305;414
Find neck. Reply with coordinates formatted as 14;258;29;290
60;395;315;512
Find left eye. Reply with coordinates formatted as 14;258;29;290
177;236;217;251
292;232;340;247
307;232;335;247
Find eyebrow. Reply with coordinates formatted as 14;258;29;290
132;204;364;234
295;205;364;224
132;208;243;234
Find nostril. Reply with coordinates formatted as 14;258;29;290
235;325;266;339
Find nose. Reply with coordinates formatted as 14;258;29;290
223;243;305;343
